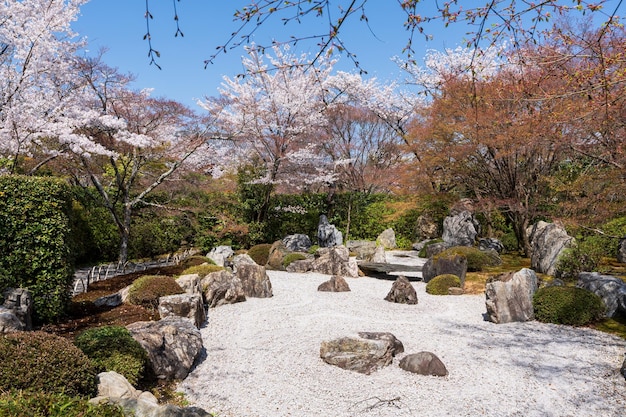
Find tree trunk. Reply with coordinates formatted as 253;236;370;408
118;203;132;265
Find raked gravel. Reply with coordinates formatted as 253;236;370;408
179;270;626;417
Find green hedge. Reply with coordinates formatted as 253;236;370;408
0;175;74;323
533;286;605;326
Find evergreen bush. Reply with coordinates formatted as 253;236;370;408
74;326;148;387
181;264;225;278
0;175;74;323
282;253;307;268
0;391;126;417
0;331;97;396
179;255;214;268
426;274;462;295
247;244;272;266
533;286;605;326
127;275;184;310
438;246;501;271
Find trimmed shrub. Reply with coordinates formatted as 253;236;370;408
533;286;605;326
247;244;272;266
426;274;462;295
0;331;97;396
179;255;214;268
283;253;307;268
181;264;225;278
437;246;501;272
0;175;74;323
0;391;126;417
555;239;605;281
127;275;184;310
75;326;149;387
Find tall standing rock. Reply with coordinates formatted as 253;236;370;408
442;210;480;247
236;264;273;298
485;268;538;323
317;215;343;247
528;221;574;276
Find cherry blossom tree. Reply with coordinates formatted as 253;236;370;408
200;44;332;222
59;57;217;264
0;0;87;173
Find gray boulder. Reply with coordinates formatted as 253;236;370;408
416;215;439;240
231;253;257;273
479;238;505;254
577;272;626;318
127;317;204;381
384;276;418;305
442;210;480;247
528;221;574;276
618;239;626;263
320;332;404;375
317;214;343;247
311;246;359;278
377;228;397;249
95;371;158;403
207;245;234;267
346;240;377;261
317;275;351;292
285;258;315;273
424;242;448;258
158;294;206;329
370;245;387;263
485;268;538;324
0;308;24;333
422;254;467;286
92;397;211;417
282;234;312;252
176;274;202;295
1;288;32;330
399;352;448;376
93;292;123;308
201;270;246;308
236;264;273;298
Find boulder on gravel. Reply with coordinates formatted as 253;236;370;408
201;270;246;308
399;352;448;376
384;276;418;305
320;332;404;375
485;268;538;324
158;293;206;329
317;275;351;292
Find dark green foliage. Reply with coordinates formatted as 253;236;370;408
426;274;462;295
555;238;605;281
0;391;126;417
533;286;605;326
438;246;501;272
74;326;149;387
127;275;184;310
500;231;519;253
129;211;195;260
248;244;272;266
0;332;97;396
282;253;307;268
0;175;74;323
181;264;225;278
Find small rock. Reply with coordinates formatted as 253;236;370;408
399;352;448;376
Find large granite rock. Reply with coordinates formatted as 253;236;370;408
158;294;206;329
416;215;439;240
207;245;234;267
312;246;359;278
1;288;33;330
370;245;387;263
236;264;273;298
317;214;343;247
266;240;290;270
528;221;574;276
346;240;377;261
577;272;626;318
201;270;246;308
399;352;448;376
320;332;404;374
231;253;257;273
442;210;480;247
479;238;505;254
317;275;351;292
377;228;397;249
127;317;204;381
0;308;24;333
176;274;202;295
384;276;418;305
485;268;538;324
95;371;158;403
422;254;467;286
282;234;312;252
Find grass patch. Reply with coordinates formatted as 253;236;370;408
591;316;626;339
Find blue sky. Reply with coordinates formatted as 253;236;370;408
71;1;622;110
72;1;473;109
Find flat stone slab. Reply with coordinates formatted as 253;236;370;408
358;262;423;281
